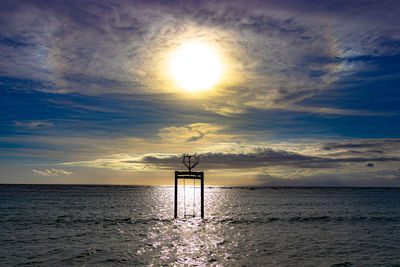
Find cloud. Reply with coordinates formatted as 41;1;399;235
61;153;150;171
280;105;394;116
15;134;395;173
186;130;205;142
1;0;398;115
14;121;53;129
32;168;73;176
52;135;400;186
158;123;232;144
138;149;399;170
323;139;400;151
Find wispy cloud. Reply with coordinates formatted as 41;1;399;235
1;0;398;115
158;123;232;144
61;153;149;171
14;121;53;129
323;139;400;151
32;168;73;176
279;105;395;116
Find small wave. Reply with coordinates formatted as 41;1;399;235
288;216;331;222
53;216;174;226
6;215;400;228
331;262;354;267
208;215;400;225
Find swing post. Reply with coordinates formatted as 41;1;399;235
200;171;204;219
174;171;178;219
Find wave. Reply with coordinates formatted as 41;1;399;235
216;215;400;224
4;215;400;227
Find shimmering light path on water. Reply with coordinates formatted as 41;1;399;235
1;185;400;265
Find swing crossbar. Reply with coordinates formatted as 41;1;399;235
176;176;203;179
174;171;204;219
176;172;203;179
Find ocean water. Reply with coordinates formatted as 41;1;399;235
1;185;400;266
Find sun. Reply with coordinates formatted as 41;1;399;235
169;41;222;92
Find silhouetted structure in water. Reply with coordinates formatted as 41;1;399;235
174;154;204;219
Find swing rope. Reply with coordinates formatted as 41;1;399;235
183;176;197;218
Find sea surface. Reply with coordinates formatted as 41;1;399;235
1;184;400;266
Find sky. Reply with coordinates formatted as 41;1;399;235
1;0;400;186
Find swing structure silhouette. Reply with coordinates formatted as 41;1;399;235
174;154;204;219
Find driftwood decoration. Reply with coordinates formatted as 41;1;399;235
182;153;200;172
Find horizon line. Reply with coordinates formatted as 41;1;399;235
1;183;399;188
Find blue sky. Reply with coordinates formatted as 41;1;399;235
1;0;400;186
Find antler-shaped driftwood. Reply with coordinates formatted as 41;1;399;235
182;153;200;172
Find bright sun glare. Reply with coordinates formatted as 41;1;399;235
169;42;222;92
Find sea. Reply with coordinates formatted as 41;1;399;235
1;184;399;266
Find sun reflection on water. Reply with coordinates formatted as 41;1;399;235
135;186;239;265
